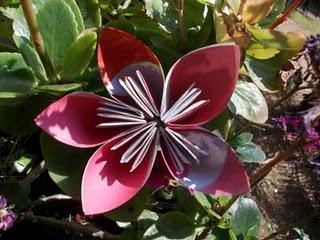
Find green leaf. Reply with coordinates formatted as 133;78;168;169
0;94;52;136
0;52;27;71
13;35;48;83
0;179;30;209
231;197;261;238
75;0;101;28
62;32;97;81
145;0;206;33
250;28;306;51
229;132;253;147
0;53;36;104
229;80;268;123
259;0;286;27
10;0;45;39
0;70;35;101
105;188;150;222
13;153;34;173
144;212;196;240
246;43;280;60
37;0;79;71
236;142;266;162
194;192;221;219
35;83;84;95
40;132;94;198
64;0;85;32
244;55;280;91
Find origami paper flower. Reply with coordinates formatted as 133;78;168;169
0;195;16;231
35;27;250;215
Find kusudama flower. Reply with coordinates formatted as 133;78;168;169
35;27;250;215
0;195;16;230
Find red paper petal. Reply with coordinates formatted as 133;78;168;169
98;27;164;107
165;43;240;126
161;127;250;195
35;92;123;148
81;139;157;215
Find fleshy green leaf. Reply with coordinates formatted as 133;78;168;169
231;197;261;238
35;83;84;95
0;53;36;104
37;0;79;71
13;35;48;83
62;32;97;81
0;52;28;71
10;0;45;39
40;132;94;199
229;132;253;147
75;0;101;28
144;212;196;240
0;94;52;136
105;188;151;222
229;81;268;123
236;142;266;162
64;0;85;32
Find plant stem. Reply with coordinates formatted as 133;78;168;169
262;214;316;240
20;213;120;240
20;0;45;57
270;0;302;29
249;137;306;187
177;0;186;51
20;0;54;81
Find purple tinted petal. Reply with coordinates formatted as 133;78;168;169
161;127;250;195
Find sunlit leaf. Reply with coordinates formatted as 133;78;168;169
241;0;274;24
37;0;78;71
250;28;306;51
75;0;101;27
229;80;268;123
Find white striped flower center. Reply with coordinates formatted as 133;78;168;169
96;70;209;173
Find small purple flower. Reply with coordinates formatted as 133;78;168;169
273;105;320;151
0;195;16;231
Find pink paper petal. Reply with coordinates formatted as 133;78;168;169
165;43;240;126
161;127;250;195
35;92;124;148
98;27;164;107
81;138;157;215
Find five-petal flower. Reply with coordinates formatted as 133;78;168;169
35;27;250;215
